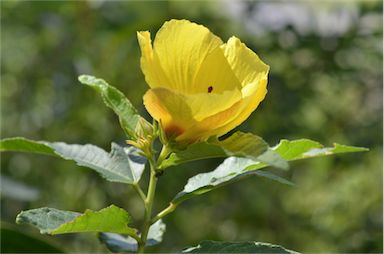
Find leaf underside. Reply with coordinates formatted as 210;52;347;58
0;137;146;184
99;220;166;252
16;205;136;235
181;240;299;253
172;139;368;205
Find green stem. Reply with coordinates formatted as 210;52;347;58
157;144;171;167
137;161;158;253
151;202;177;224
133;184;146;202
128;231;142;244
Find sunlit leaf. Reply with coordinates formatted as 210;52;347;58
0;137;56;155
78;75;149;139
181;240;299;253
99;220;166;252
161;132;288;170
247;139;369;171
172;139;367;205
16;205;136;235
0;137;146;184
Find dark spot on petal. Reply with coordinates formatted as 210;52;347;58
165;125;184;138
208;86;213;93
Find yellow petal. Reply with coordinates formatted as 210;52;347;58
137;31;169;88
211;78;268;137
187;90;241;121
222;36;269;88
177;100;243;142
143;88;195;134
143;87;242;140
193;46;242;93
212;37;269;134
178;38;270;141
153;19;222;93
139;21;270;144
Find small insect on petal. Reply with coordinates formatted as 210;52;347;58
208;86;213;93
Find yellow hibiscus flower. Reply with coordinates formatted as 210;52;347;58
137;19;269;144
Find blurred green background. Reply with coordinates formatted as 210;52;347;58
1;1;382;253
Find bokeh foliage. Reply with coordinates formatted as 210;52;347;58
1;1;382;253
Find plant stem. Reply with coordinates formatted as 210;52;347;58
157;144;171;166
137;160;158;253
151;202;177;224
133;184;146;202
128;231;143;244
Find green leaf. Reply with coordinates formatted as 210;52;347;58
181;240;299;253
16;205;136;235
172;157;291;205
247;139;369;171
0;137;57;155
253;170;295;186
78;75;149;139
99;220;166;252
16;208;80;234
50;142;146;184
161;132;288;170
172;139;367;205
1;137;146;184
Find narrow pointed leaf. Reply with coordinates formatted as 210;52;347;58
78;75;150;139
247;139;369;171
1;137;146;184
172;139;367;205
161;132;288;170
99;220;166;252
16;205;136;235
181;240;299;253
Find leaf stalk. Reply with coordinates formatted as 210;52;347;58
151;203;177;224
